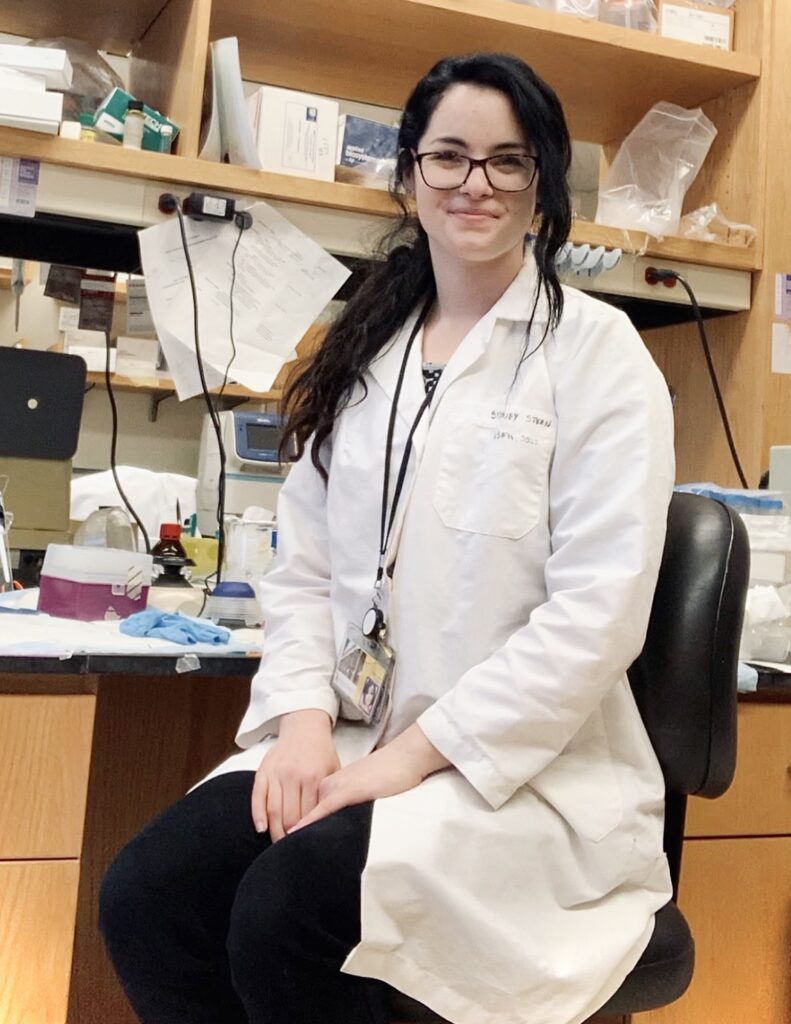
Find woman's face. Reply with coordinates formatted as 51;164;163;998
411;84;538;268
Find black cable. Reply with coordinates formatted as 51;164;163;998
174;205;228;583
651;269;749;488
103;332;152;553
218;219;245;403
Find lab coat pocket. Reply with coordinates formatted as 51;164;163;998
530;707;625;844
433;407;555;539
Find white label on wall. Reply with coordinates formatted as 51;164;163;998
771;322;791;374
660;5;730;50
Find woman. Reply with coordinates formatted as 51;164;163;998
100;52;675;1024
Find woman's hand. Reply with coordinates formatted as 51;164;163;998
251;709;339;841
290;724;449;832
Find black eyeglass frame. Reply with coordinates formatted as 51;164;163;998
412;151;539;192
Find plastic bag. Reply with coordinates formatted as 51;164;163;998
510;0;599;18
598;0;657;31
679;202;756;247
29;37;123;121
740;584;791;663
595;101;717;238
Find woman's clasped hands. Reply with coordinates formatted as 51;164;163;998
251;710;449;840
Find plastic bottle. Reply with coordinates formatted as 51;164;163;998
158;124;174;154
123;100;145;150
152;522;188;560
73;507;136;550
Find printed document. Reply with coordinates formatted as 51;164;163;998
138;202;350;399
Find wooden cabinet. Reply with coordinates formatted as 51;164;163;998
0;0;788;480
640;702;791;1024
0;664;252;1024
0;696;95;858
0;861;81;1024
0;695;94;1024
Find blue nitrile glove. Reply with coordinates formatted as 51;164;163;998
120;608;230;646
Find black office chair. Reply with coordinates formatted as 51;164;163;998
390;493;750;1023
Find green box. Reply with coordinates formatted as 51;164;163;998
93;87;180;152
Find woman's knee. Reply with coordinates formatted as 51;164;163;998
99;837;157;949
227;804;373;976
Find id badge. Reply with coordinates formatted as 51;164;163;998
331;623;394;725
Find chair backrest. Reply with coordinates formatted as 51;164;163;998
628;492;750;801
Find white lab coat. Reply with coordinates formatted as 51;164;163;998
205;257;676;1024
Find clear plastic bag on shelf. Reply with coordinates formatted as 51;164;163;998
334;156;397;190
598;0;657;31
29;37;124;121
679;203;756;247
740;584;791;663
595;101;717;238
509;0;600;18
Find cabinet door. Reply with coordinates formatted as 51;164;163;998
0;695;95;857
639;837;791;1024
0;860;80;1024
686;704;791;838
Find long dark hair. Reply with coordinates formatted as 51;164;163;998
282;52;572;478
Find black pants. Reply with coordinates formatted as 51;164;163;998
99;771;390;1024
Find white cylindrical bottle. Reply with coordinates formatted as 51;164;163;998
123;100;145;150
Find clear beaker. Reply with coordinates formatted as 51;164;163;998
223;516;275;583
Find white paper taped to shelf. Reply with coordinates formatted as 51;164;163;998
138;202;351;399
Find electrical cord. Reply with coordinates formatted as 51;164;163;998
173;204;229;583
171;203;251;586
103;331;152;553
218;219;245;403
649;268;749;488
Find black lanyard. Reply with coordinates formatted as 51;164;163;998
375;299;434;591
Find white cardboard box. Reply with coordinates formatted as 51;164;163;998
248;85;339;181
658;0;734;50
0;66;47;91
0;44;73;90
0;87;63;134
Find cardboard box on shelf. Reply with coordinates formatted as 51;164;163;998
335;114;398;189
93;88;180;152
658;0;734;51
248;85;339;181
0;86;63;135
0;44;72;89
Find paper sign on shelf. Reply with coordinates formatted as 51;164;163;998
774;273;791;320
0;157;39;218
138;202;351;400
126;278;155;335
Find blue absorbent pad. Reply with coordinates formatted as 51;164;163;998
120;609;231;646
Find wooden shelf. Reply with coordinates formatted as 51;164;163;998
211;0;760;143
85;370;281;403
0;0;169;54
0;128;759;272
0;128;398;217
568;221;759;273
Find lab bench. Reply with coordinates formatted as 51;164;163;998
0;657;788;1024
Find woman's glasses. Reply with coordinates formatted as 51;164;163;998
413;151;539;192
